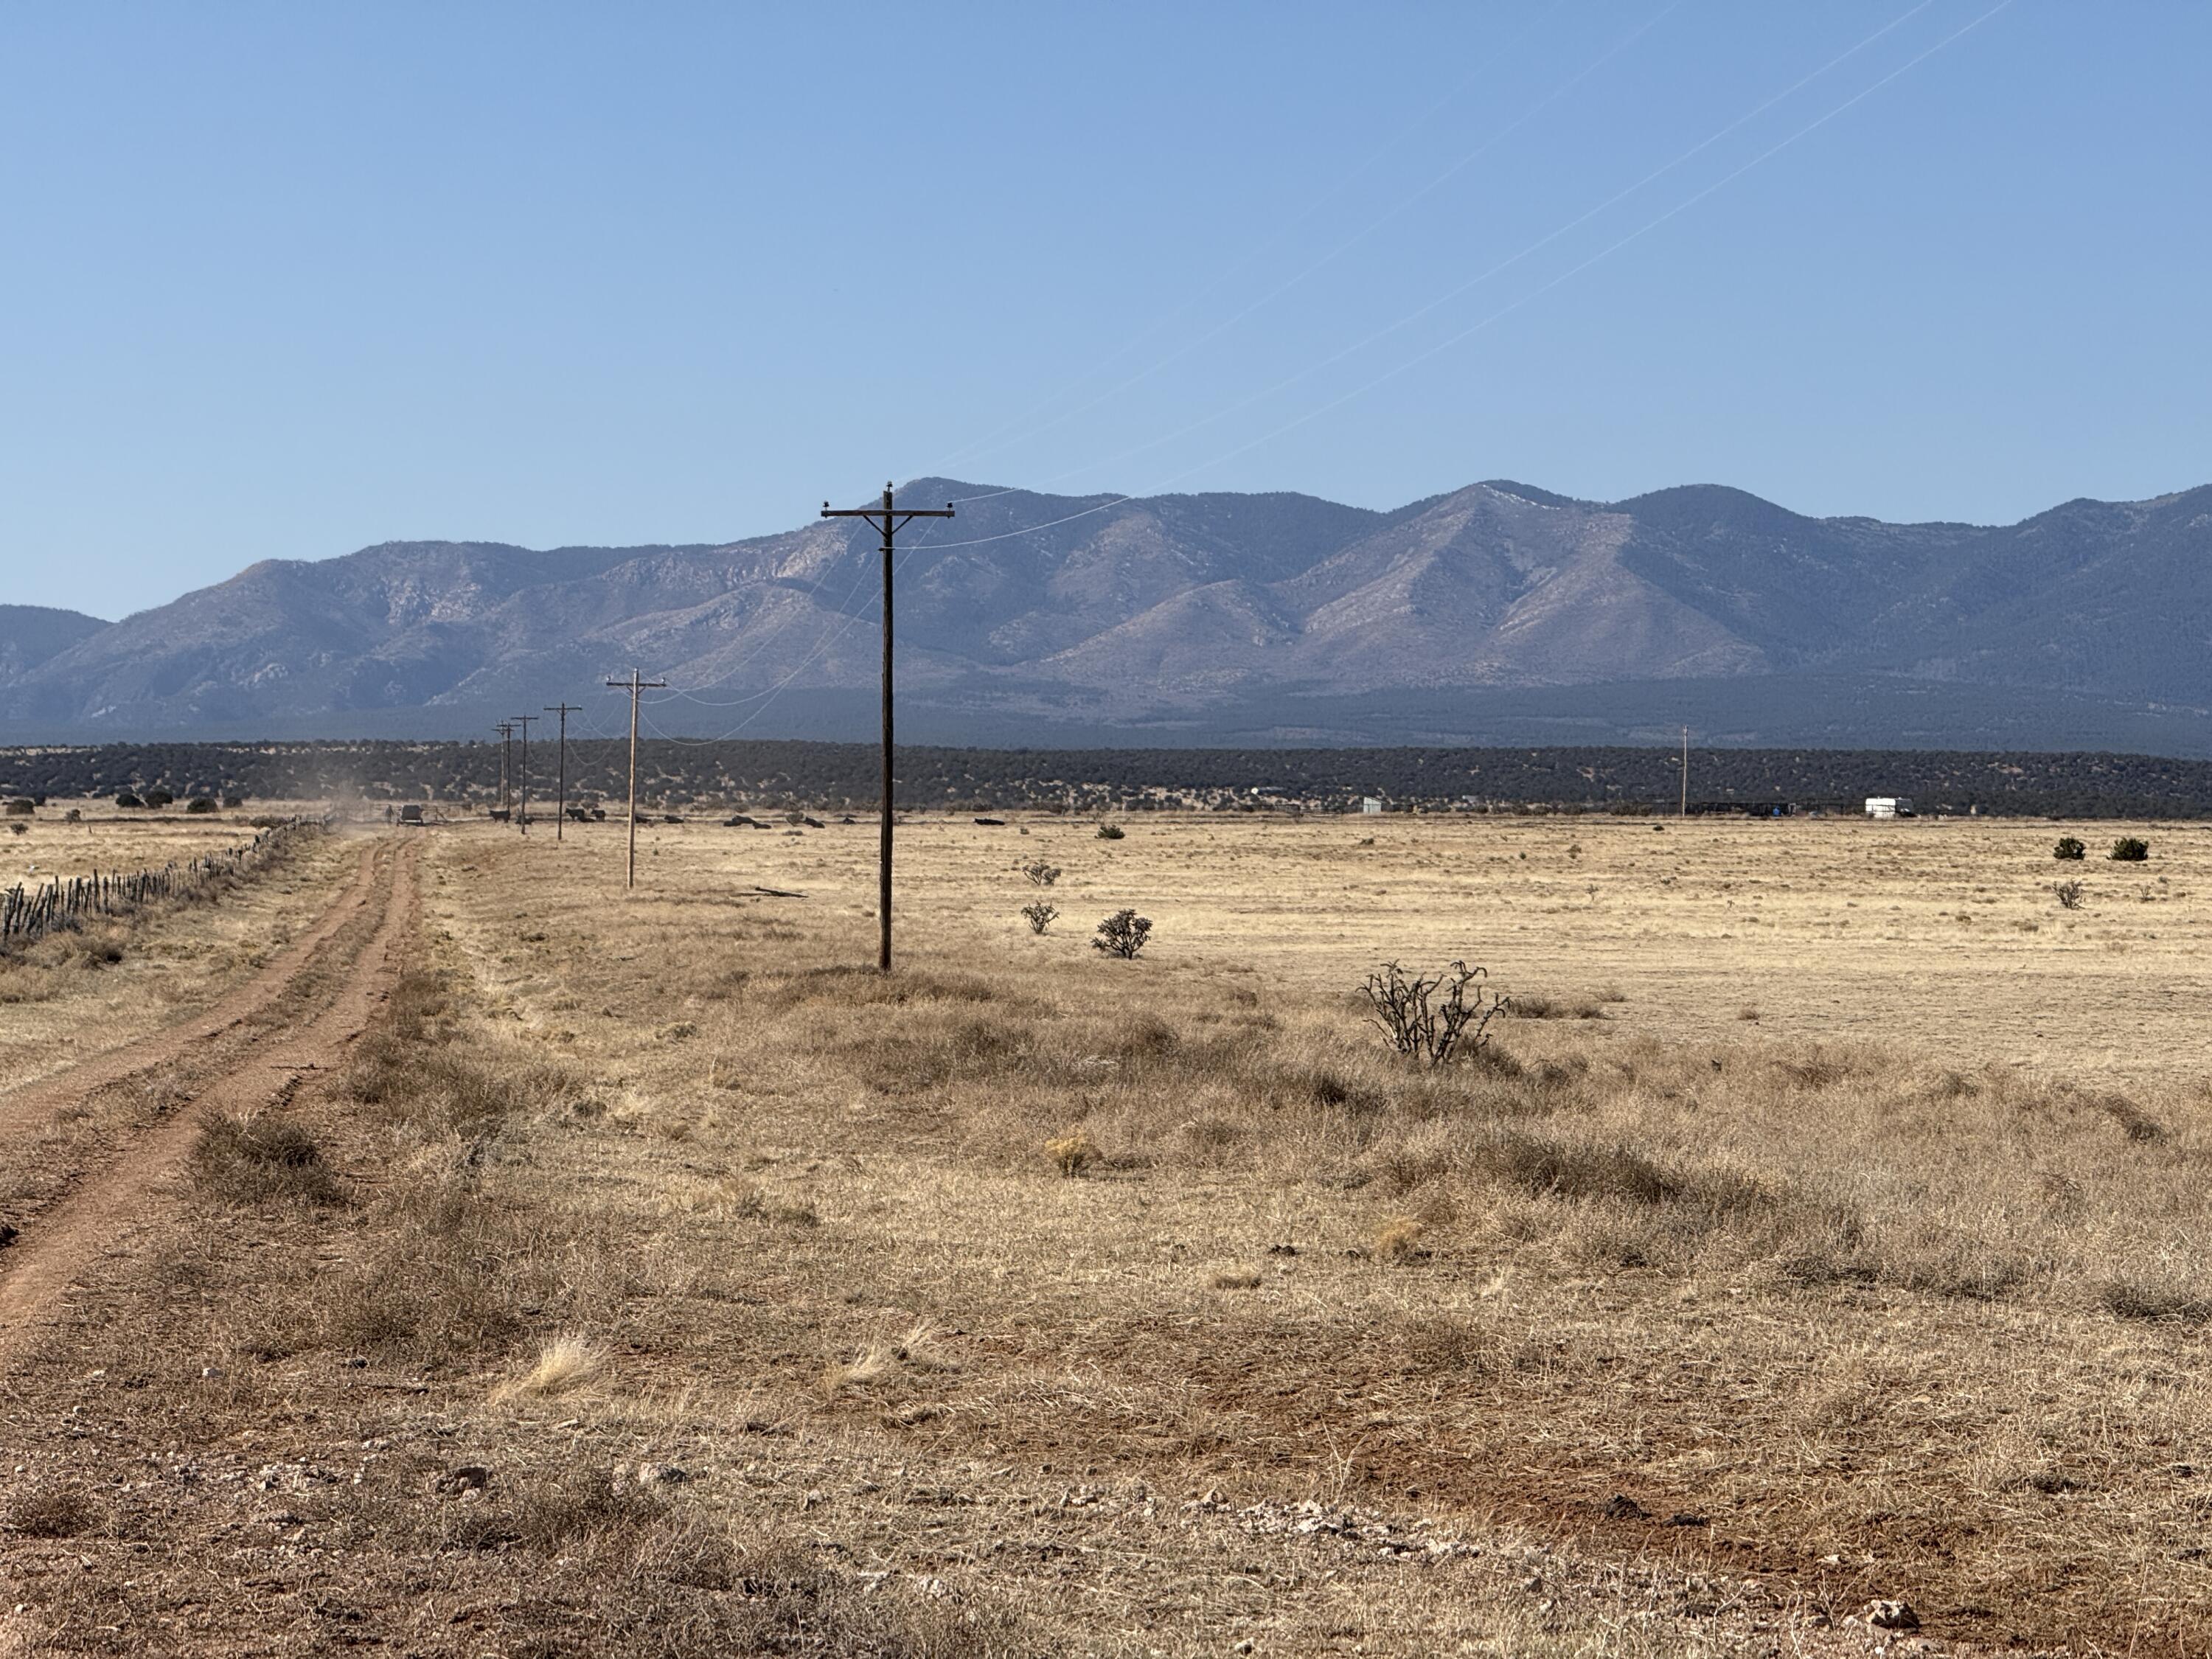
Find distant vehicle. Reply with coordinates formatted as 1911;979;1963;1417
566;807;592;823
973;816;1006;826
488;807;510;822
1865;796;1916;819
397;804;425;826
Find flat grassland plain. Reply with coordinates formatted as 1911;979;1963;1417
3;808;2210;1655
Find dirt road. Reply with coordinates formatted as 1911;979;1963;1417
0;834;416;1373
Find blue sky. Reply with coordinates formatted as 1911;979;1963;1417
2;1;2205;617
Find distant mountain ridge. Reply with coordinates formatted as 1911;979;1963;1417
0;605;108;684
4;478;2211;751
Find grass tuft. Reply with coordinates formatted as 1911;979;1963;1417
189;1113;344;1208
1043;1128;1099;1177
1376;1214;1428;1263
493;1335;605;1402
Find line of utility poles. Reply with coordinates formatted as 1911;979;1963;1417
605;668;667;888
472;481;948;976
1680;725;1690;817
821;484;953;973
544;703;582;840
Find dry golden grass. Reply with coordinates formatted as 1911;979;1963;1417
0;816;350;1093
13;810;2212;1653
495;1334;605;1400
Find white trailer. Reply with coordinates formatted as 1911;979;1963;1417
1864;796;1915;819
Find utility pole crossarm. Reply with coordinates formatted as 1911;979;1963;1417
817;484;954;974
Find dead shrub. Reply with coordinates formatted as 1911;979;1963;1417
1361;960;1505;1065
189;1114;344;1208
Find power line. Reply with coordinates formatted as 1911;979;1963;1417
912;1;1573;487
927;0;1677;493
649;0;2011;742
1001;0;1947;501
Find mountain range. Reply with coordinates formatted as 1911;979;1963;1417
5;477;2211;752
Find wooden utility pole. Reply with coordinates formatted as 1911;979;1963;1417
1680;726;1689;818
494;722;514;818
605;668;667;888
544;703;582;841
509;714;537;834
820;484;954;973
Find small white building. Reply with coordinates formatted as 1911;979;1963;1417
1360;796;1384;815
1864;796;1915;819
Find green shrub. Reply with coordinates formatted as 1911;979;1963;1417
1096;822;1125;841
2053;836;2085;860
144;789;175;809
2109;837;2150;863
114;792;144;809
185;797;218;814
3;799;32;816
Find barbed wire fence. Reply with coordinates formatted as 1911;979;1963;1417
0;817;325;947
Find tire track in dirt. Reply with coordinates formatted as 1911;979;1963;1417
0;837;421;1375
0;836;388;1138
